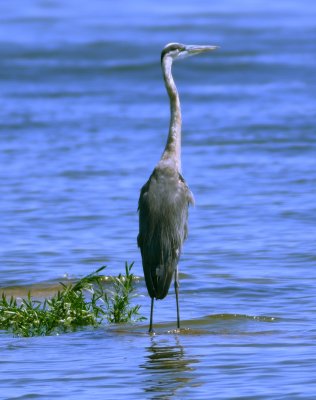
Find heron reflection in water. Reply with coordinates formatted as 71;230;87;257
138;43;218;332
140;336;199;397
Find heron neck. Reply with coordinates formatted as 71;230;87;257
161;56;182;172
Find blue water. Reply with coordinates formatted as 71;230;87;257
1;0;316;398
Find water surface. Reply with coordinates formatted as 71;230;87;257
1;0;316;398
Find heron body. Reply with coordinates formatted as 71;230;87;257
138;43;217;332
138;158;194;300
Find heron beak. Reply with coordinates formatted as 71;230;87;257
185;45;219;55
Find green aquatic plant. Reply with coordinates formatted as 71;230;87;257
103;262;144;323
0;263;144;337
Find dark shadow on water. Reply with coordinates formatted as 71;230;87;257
140;335;199;399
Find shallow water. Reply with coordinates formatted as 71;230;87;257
1;0;316;398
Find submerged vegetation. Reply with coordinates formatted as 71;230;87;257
0;262;145;337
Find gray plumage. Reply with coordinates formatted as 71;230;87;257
138;159;194;300
137;42;218;332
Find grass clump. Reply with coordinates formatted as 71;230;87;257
104;262;143;323
0;262;144;337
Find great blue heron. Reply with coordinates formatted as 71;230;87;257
138;43;218;332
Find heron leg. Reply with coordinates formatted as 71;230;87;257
174;266;180;330
149;297;154;333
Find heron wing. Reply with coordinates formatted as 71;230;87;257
138;166;193;299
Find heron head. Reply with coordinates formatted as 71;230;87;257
161;42;218;63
